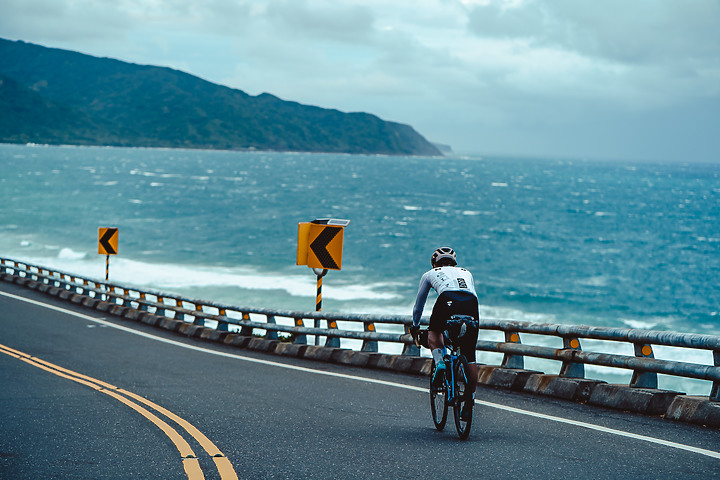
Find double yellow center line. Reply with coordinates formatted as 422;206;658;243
0;343;238;480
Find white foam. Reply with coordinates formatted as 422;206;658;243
620;318;658;329
462;210;495;216
10;253;399;302
57;248;87;260
577;276;609;287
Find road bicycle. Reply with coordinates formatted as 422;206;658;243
414;315;477;440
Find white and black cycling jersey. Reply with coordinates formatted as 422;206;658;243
412;266;477;325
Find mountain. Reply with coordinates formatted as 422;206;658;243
0;38;441;156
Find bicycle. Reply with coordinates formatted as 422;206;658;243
413;315;478;440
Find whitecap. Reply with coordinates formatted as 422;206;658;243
462;210;495;216
80;258;404;302
577;276;609;287
57;248;87;260
403;205;422;211
491;182;508;187
620;318;657;329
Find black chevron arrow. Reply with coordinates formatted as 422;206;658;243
99;228;118;255
310;226;341;269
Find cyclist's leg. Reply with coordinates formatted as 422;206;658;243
455;296;480;399
428;294;451;359
467;363;478;394
427;330;444;351
428;297;450;383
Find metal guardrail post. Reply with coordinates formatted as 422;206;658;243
631;343;658;388
325;319;340;348
193;305;205;326
174;299;185;321
293;318;307;344
216;309;230;331
138;293;148;311
156;297;166;317
265;315;278;340
712;350;720;402
239;313;253;336
361;322;378;352
502;331;524;369
559;337;585;378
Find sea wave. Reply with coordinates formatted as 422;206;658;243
57;247;87;260
6;252;400;302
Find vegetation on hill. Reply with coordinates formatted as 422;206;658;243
0;38;441;156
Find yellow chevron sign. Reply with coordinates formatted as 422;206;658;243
98;227;119;255
297;219;349;270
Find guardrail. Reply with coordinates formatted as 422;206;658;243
2;257;718;402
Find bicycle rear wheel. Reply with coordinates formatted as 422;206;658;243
430;360;448;431
452;355;472;440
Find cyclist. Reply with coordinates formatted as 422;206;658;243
411;247;479;420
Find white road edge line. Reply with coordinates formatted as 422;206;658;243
3;290;719;460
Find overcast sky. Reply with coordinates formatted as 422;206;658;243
2;0;719;161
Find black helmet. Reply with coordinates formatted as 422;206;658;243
431;247;457;267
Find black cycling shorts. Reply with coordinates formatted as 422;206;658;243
429;291;479;363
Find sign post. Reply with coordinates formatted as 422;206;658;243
98;227;119;282
313;267;328;311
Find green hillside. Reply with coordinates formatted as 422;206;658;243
0;38;441;156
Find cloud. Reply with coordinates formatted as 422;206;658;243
1;0;719;160
460;0;720;113
467;0;720;64
0;0;134;42
264;0;376;43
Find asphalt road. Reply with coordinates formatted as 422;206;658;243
1;281;719;479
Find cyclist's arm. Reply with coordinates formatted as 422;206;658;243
412;273;432;327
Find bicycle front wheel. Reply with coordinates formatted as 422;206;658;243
453;355;473;440
430;360;448;431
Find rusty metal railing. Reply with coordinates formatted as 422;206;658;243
2;257;718;401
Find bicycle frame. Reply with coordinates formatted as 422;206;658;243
428;321;473;440
442;346;462;403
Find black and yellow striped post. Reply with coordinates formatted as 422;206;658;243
313;268;328;346
313;268;328;312
316;274;323;311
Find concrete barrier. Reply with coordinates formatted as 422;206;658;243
665;396;720;428
588;384;684;416
478;366;542;391
523;374;606;403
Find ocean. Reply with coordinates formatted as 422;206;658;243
2;143;718;392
